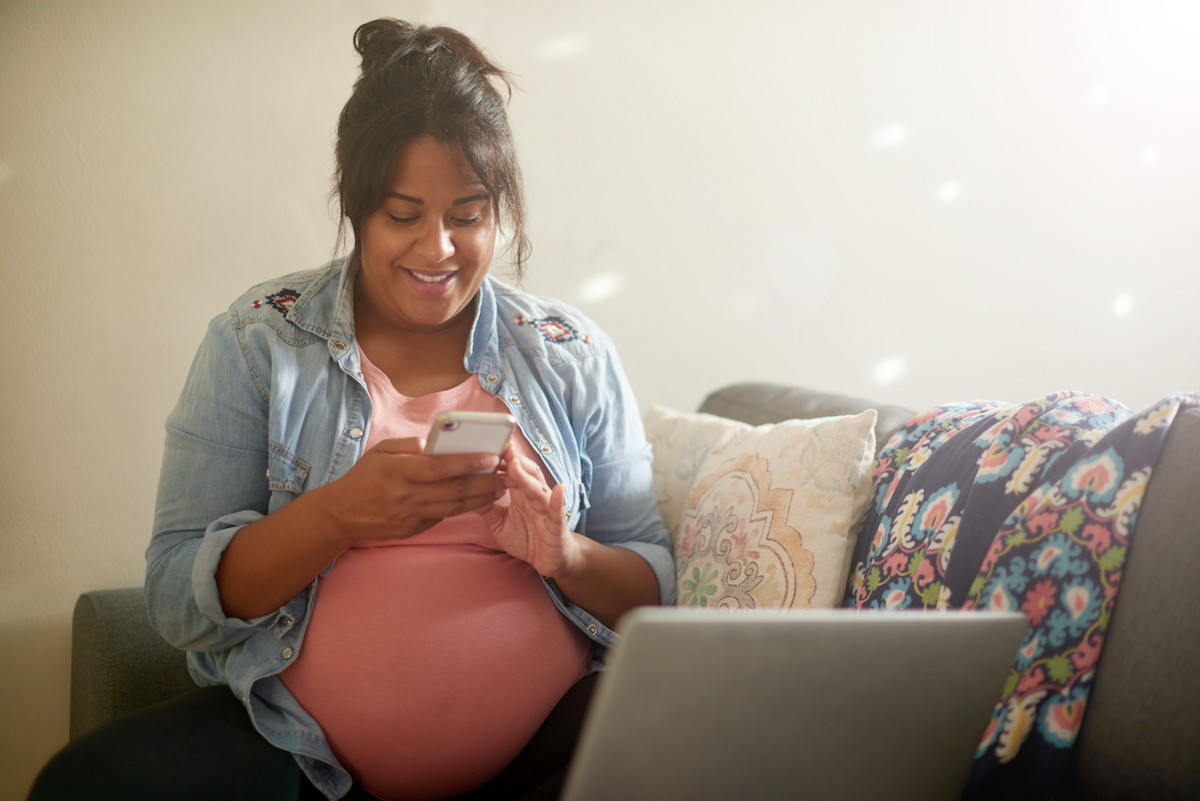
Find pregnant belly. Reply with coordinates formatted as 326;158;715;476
279;537;592;801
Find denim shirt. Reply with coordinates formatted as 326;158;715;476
145;259;675;798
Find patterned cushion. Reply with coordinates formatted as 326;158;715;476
644;406;877;610
643;407;752;540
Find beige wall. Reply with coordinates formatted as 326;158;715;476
2;0;1198;795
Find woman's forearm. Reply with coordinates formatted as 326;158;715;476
214;483;351;620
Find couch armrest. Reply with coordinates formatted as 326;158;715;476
70;587;195;740
1074;404;1200;799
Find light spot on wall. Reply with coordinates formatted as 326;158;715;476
535;35;589;61
577;271;625;303
872;124;907;148
1112;293;1134;317
937;181;962;203
874;356;908;385
1089;84;1110;104
728;291;761;320
573;272;624;303
1142;147;1160;166
0;159;12;186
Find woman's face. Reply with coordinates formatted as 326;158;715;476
356;136;497;334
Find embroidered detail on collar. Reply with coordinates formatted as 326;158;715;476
515;314;590;345
252;289;301;316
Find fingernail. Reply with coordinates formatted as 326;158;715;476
477;455;499;470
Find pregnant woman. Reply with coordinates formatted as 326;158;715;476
30;18;673;801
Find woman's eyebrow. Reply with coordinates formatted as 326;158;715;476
383;192;489;205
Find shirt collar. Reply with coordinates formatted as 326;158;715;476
290;258;500;374
327;258;358;363
465;276;498;373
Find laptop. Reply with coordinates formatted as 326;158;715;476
561;607;1027;801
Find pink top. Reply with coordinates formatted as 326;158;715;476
280;349;592;801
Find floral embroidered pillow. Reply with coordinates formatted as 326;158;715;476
642;406;752;542
673;411;877;611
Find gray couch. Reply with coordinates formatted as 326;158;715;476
71;383;1200;799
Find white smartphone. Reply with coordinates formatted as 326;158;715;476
424;411;517;472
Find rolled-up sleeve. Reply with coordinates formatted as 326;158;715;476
578;335;677;606
145;313;282;651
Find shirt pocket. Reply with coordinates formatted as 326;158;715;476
266;440;310;507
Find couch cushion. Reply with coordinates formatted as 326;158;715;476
642;407;752;539
645;405;876;611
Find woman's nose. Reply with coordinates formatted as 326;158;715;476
414;220;454;264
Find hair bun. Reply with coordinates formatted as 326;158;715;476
353;18;509;87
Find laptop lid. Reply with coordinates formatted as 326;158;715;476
562;607;1027;801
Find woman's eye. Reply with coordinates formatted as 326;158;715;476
452;215;483;226
388;214;418;224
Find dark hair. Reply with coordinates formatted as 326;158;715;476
335;19;529;276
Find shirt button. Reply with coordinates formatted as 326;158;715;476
540;444;552;454
349;427;364;439
486;373;498;383
265;469;270;479
334;341;346;350
508;395;521;404
587;624;598;635
281;647;294;659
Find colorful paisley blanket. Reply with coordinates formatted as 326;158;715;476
842;390;1197;800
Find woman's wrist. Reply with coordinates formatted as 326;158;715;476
301;481;360;552
545;530;590;583
547;536;659;630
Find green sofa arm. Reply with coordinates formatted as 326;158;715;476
70;587;194;741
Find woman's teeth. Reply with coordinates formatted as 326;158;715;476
411;271;450;283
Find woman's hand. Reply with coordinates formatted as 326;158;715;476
215;436;505;620
479;444;585;579
320;436;506;544
479;444;660;629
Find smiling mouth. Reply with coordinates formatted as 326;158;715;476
406;269;454;283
